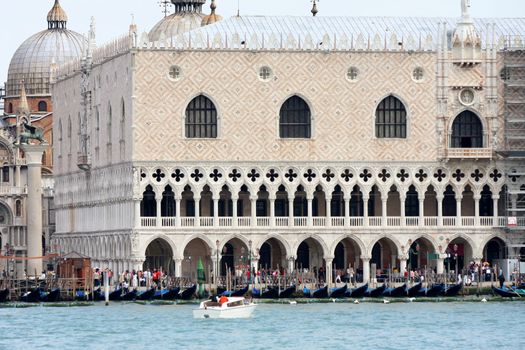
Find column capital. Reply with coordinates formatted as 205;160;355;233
492;195;500;200
455;195;463;201
249;195;258;201
398;255;409;261
473;194;482;201
287;255;296;261
323;256;334;262
360;255;371;261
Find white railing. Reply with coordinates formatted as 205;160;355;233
161;217;176;227
141;217;157;227
180;217;195;227
406;217;420;226
257;217;270;227
219;217;233;227
140;216;512;229
446;148;493;159
443;217;456;226
200;217;214;227
331;217;345;227
238;217;251;227
313;217;326;227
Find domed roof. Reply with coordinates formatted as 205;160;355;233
201;0;222;26
149;0;207;42
6;0;85;97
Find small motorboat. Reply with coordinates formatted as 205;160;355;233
418;284;444;297
193;297;256;319
279;285;296;298
442;283;463;297
179;284;197;300
407;283;422;298
312;285;329;298
0;289;9;302
346;284;368;298
108;288;123;301
383;284;407;298
492;286;525;298
366;284;386;298
21;288;43;303
42;288;61;302
136;288;156;301
154;287;180;300
330;285;348;298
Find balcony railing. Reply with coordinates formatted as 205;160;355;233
445;148;492;159
140;216;515;229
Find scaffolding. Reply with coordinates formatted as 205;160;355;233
502;39;525;243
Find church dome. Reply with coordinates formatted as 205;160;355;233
6;0;85;97
149;0;207;42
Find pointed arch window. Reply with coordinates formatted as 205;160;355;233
38;101;48;112
185;95;217;138
375;96;407;138
279;96;311;138
451;111;483;148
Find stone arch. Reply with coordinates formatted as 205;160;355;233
217;233;250;253
479;233;510;260
0;200;14;225
330;234;366;256
407;233;440;253
449;109;486;148
254;233;292;258
367;234;403;258
141;234;178;259
292;233;330;258
181;233;215;255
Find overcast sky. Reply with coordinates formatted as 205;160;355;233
1;0;524;84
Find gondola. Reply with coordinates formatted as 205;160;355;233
312;285;329;298
120;289;137;301
407;283;422;298
330;284;348;298
492;286;525;298
345;284;368;298
441;283;462;297
179;284;197;300
366;284;386;298
93;288;105;301
108;288;123;301
154;287;180;300
21;288;43;303
216;287;226;295
383;284;407;298
279;285;296;298
136;287;156;301
417;284;444;297
261;287;279;299
0;288;9;302
230;286;249;297
42;288;61;302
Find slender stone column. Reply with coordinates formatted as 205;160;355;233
381;198;388;227
437;194;444;227
134;199;141;228
175;196;181;227
232;195;239;227
325;196;332;227
399;258;408;276
325;257;333;287
456;195;463;226
269;196;276;227
156;197;162;227
20;144;46;276
287;256;295;274
213;197;219;227
344;195;351;227
211;255;218;283
288;196;294;227
250;196;257;227
363;195;369;227
474;194;481;226
418;195;425;227
400;194;406;227
361;257;371;283
174;258;183;278
307;195;313;227
15;165;21;187
194;195;201;227
436;257;445;274
492;195;499;227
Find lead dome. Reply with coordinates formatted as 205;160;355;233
6;0;85;97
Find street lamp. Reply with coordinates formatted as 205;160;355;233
215;240;220;282
453;244;459;279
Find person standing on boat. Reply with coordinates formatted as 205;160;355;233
498;270;505;288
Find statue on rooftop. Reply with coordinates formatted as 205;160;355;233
19;123;46;144
461;0;471;18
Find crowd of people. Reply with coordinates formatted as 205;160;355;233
92;268;169;291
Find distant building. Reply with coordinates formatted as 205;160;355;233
51;0;525;283
0;0;84;276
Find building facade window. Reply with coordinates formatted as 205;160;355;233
259;66;272;81
2;165;9;183
375;96;407;139
451;111;483;148
38;101;48;112
185;95;218;139
279;96;311;139
15;200;22;217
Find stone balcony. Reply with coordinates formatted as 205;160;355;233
140;216;520;230
445;148;493;159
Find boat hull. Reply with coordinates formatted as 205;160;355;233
193;304;256;319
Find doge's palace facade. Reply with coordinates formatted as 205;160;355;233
51;1;525;284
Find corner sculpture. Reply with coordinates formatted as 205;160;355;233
19;123;47;144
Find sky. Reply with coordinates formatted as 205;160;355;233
1;0;524;84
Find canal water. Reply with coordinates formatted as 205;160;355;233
1;301;524;349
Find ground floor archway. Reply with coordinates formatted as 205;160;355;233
143;238;174;274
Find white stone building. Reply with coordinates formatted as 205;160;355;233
51;0;525;284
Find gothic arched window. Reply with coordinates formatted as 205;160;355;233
185;95;217;138
38;101;48;112
375;96;407;138
279;96;311;138
451;111;483;148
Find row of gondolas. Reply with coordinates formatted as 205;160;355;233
0;284;198;303
223;282;464;299
491;284;525;298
